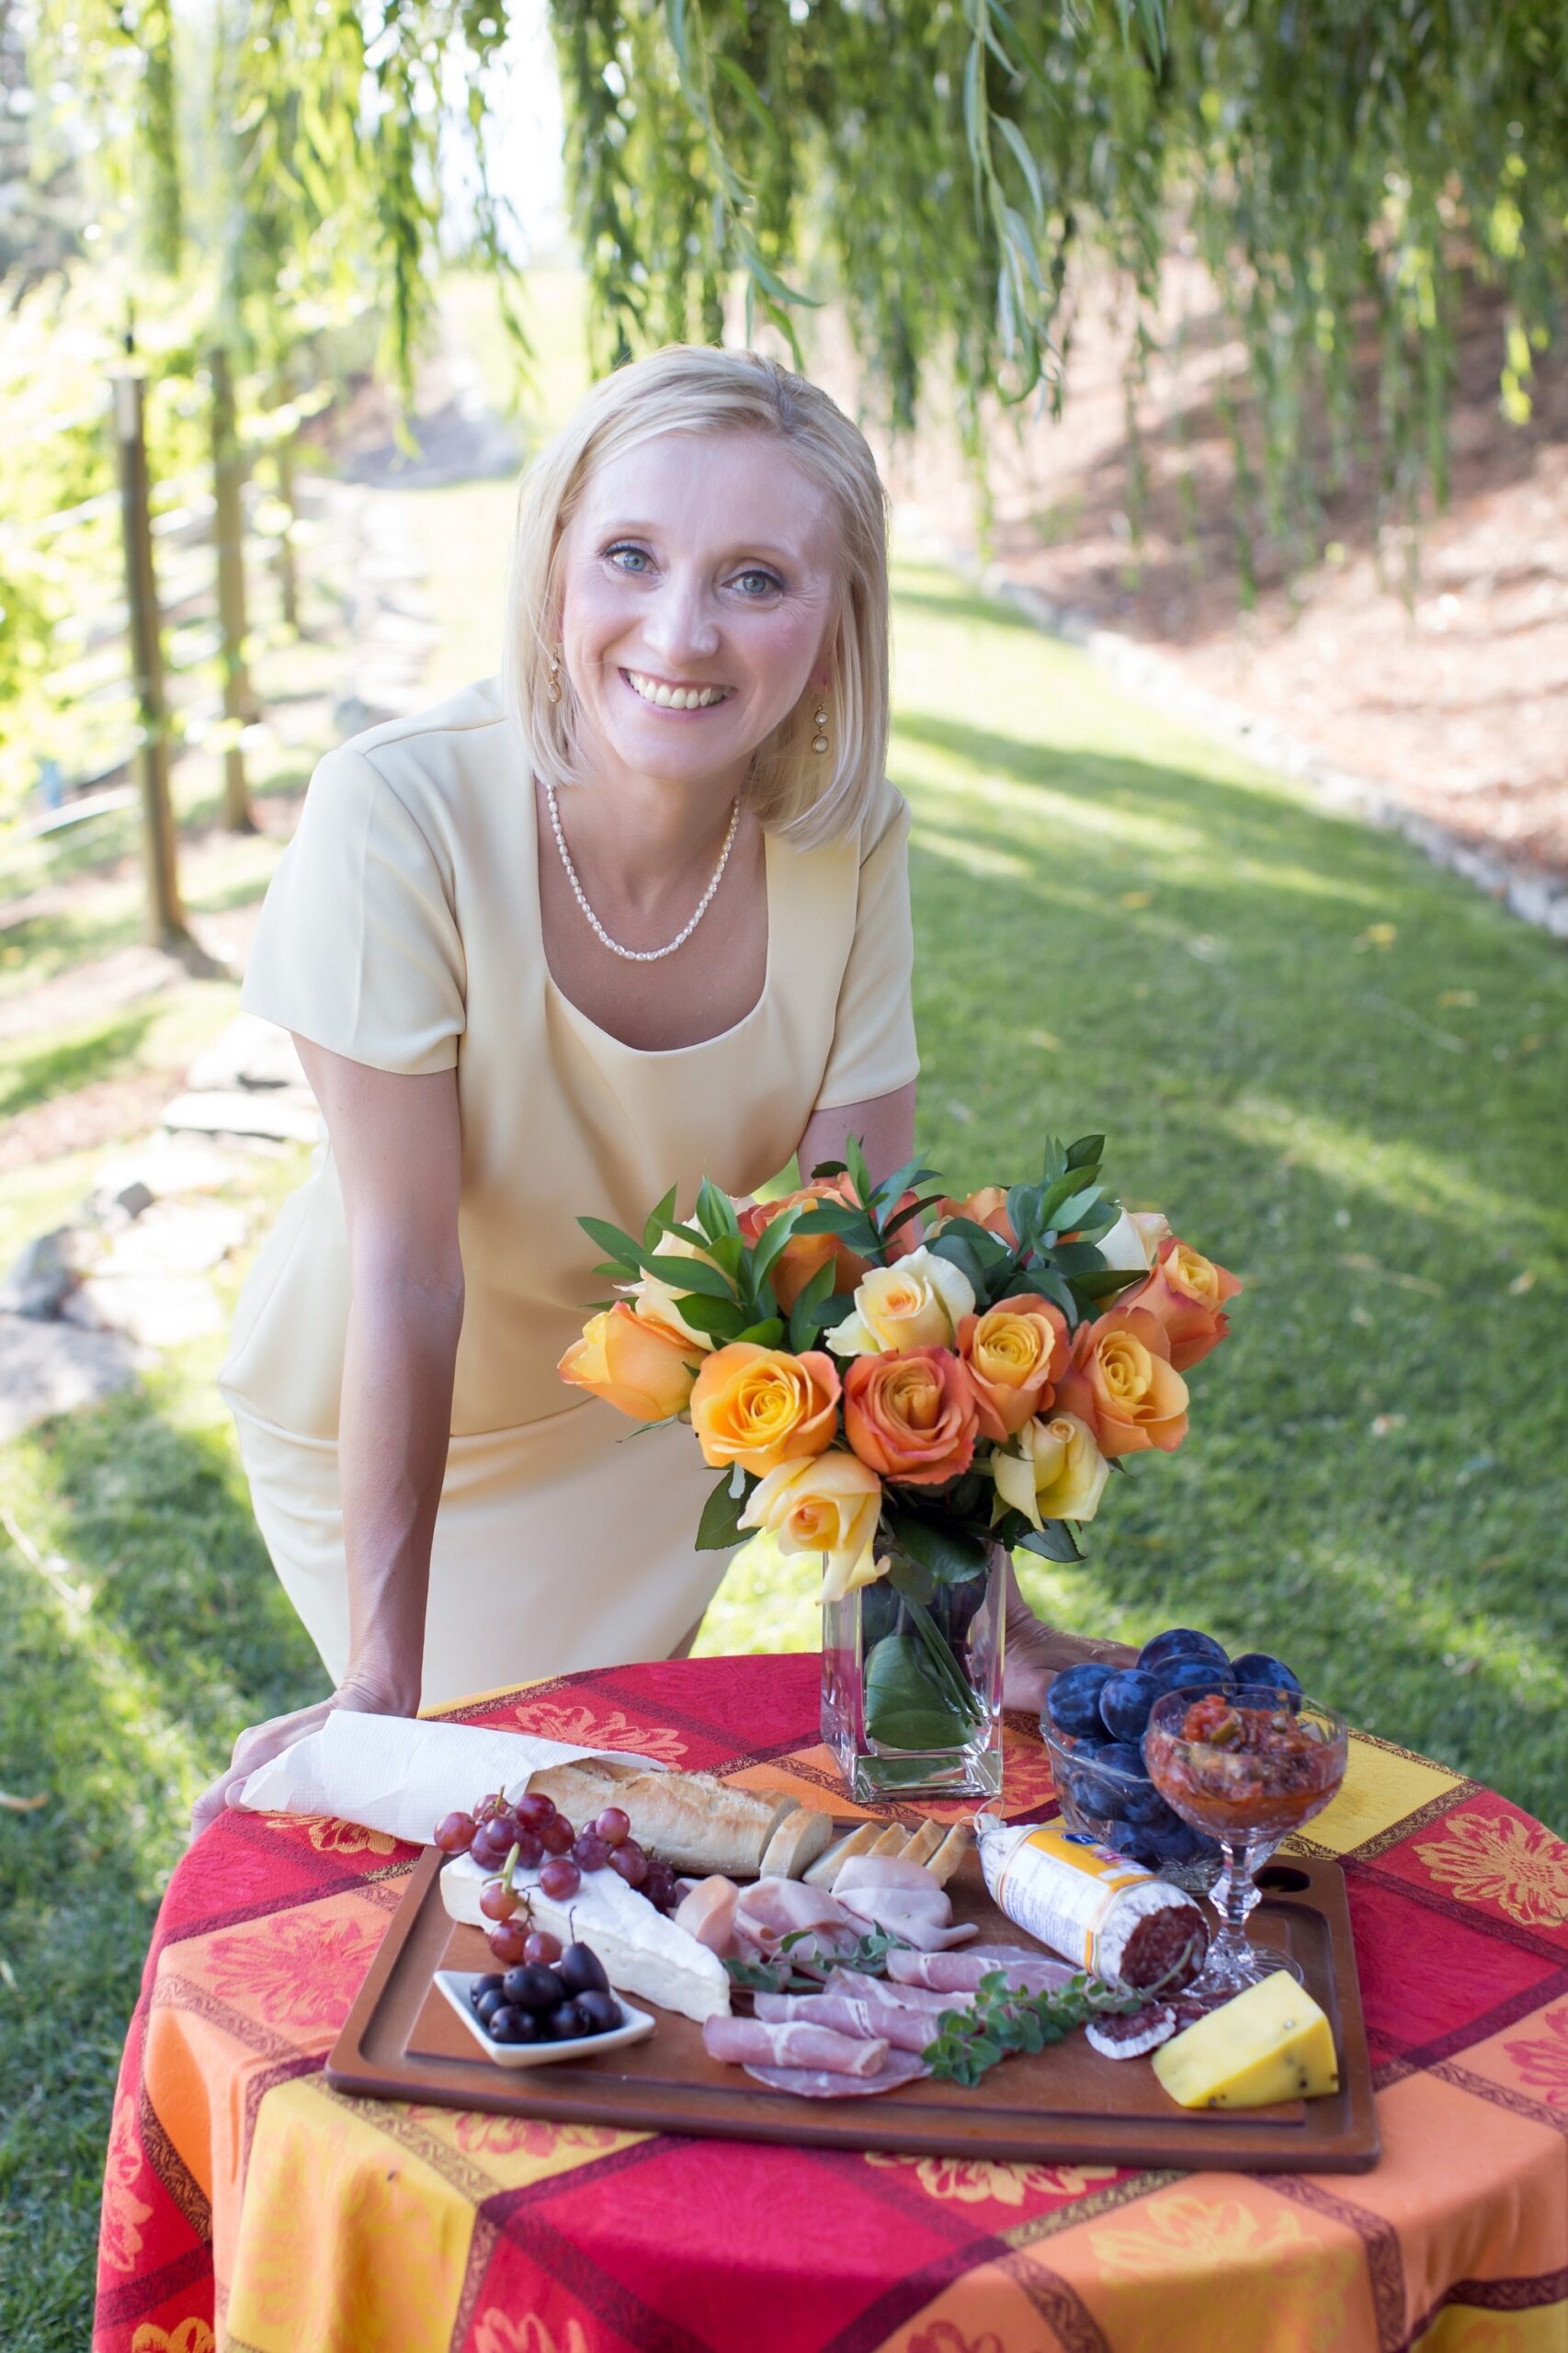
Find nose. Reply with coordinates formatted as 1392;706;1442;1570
642;567;722;666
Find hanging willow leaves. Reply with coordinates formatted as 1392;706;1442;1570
24;0;1568;545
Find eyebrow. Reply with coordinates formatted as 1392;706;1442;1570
595;524;802;566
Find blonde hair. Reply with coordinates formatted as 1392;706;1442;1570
503;346;890;849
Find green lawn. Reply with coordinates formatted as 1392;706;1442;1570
2;540;1565;2350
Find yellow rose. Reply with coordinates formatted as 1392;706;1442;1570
621;1231;720;1353
993;1411;1109;1528
689;1344;841;1477
824;1245;976;1358
740;1451;884;1603
557;1302;699;1421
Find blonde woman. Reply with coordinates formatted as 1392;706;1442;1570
192;347;923;1827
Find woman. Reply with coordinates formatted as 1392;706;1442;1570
195;345;1050;1835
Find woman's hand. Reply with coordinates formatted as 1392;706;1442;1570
188;1676;411;1843
1001;1562;1060;1716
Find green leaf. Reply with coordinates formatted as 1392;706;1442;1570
578;1215;642;1271
747;1201;806;1295
807;1159;848;1181
1068;1267;1143;1302
885;1550;937;1604
696;1468;751;1551
1066;1134;1107;1170
672;1292;748;1340
1015;1518;1084;1563
733;1317;785;1347
926;1231;988;1296
787;1256;839;1351
845;1133;874;1211
696;1180;742;1244
863;1633;971;1750
645;1254;736;1301
888;1512;991;1586
642;1187;678;1254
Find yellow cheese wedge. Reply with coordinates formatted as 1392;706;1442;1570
1153;1972;1339;2110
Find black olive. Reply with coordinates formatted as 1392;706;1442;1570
574;1989;621;2036
503;1962;565;2013
557;1941;610;1996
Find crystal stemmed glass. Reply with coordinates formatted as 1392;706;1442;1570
1144;1684;1347;1996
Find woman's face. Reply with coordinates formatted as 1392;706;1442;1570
555;428;841;794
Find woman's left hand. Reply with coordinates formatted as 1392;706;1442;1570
1001;1563;1060;1715
188;1677;411;1843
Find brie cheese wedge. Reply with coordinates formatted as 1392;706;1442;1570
440;1852;732;2025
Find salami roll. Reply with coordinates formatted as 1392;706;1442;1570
974;1817;1206;1993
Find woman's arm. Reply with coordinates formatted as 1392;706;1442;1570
190;1043;463;1835
797;1079;916;1195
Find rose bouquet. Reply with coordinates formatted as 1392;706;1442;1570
560;1135;1241;1800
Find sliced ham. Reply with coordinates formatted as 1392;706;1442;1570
887;1942;1078;1995
821;1968;973;2017
674;1874;741;1955
733;1876;858;1953
702;2014;888;2076
835;1889;978;1949
743;2048;928;2099
834;1855;949;1897
752;1990;947;2054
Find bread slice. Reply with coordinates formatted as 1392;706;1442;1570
867;1823;911;1860
926;1824;974;1887
802;1822;881;1888
759;1805;835;1881
900;1818;946;1870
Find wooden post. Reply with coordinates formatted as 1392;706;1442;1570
275;426;301;631
209;343;256;831
112;364;188;950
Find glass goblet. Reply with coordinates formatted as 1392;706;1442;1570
1143;1684;1347;1998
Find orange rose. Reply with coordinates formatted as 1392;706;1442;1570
558;1302;698;1421
1056;1305;1189;1457
689;1343;841;1476
1119;1236;1243;1370
932;1187;1017;1245
843;1347;978;1487
738;1180;870;1313
957;1292;1071;1440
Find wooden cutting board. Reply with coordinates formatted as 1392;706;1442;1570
326;1841;1380;2172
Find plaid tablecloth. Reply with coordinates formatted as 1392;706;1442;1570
95;1653;1568;2353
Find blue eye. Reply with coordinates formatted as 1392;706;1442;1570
607;544;652;574
733;568;783;597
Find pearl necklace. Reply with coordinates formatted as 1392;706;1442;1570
545;780;742;963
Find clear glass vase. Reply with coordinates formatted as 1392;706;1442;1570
820;1540;1006;1803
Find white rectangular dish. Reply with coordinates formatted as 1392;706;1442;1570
434;1970;657;2069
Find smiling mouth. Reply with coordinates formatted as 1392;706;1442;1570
622;669;734;711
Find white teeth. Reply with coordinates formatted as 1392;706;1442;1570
627;671;727;710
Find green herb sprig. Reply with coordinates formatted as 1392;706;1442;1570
722;1925;905;1998
922;1969;1146;2089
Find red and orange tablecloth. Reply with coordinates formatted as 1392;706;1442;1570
96;1653;1568;2353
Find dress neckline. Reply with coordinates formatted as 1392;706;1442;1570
530;782;776;1058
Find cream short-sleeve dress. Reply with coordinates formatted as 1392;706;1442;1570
219;677;919;1708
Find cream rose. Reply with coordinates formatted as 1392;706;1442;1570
740;1451;884;1604
824;1245;976;1358
993;1411;1109;1529
621;1231;721;1353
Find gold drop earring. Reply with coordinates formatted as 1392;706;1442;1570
812;692;829;755
547;647;563;705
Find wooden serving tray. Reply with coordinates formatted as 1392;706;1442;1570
326;1842;1380;2172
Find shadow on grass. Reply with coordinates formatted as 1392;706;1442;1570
894;722;1568;1828
0;1387;324;2353
0;1008;157;1119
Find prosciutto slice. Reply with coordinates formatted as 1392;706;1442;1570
733;1877;858;1954
821;1968;973;2017
833;1855;978;1950
744;2048;929;2099
752;1990;943;2056
702;2015;888;2076
886;1943;1078;1995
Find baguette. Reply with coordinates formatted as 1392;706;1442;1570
867;1824;910;1861
900;1818;946;1870
803;1822;881;1888
759;1805;835;1881
525;1763;792;1878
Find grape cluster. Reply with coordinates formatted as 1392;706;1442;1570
469;1940;623;2046
432;1789;681;1964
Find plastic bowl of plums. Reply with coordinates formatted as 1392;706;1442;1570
1041;1627;1305;1897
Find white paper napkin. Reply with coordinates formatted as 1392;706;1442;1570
235;1711;669;1845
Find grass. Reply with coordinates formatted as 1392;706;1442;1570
3;518;1566;2346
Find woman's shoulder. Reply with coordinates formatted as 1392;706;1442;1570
335;676;511;788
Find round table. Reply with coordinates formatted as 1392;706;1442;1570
95;1653;1568;2353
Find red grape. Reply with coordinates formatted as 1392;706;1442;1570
433;1811;476;1854
474;1790;509;1824
573;1831;610;1871
539;1857;582;1900
539;1813;575;1857
522;1928;562;1966
608;1839;647;1888
484;1915;531;1964
471;1825;514;1870
594;1806;631;1848
512;1829;544;1871
516;1791;555;1831
479;1876;520;1922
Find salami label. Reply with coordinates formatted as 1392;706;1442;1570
988;1821;1151;1975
